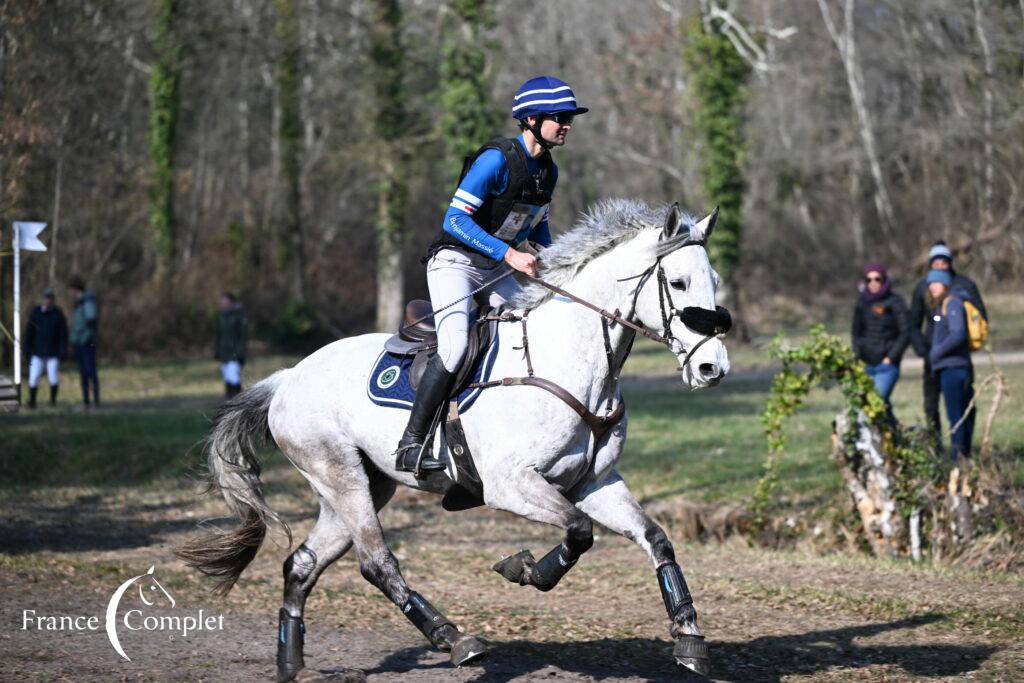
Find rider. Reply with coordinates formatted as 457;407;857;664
394;75;588;473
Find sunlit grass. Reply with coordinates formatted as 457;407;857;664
3;349;1021;506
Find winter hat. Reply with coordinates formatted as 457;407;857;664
860;263;891;302
41;287;55;299
863;263;888;281
926;269;952;287
928;240;953;265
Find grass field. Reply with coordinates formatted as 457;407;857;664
2;343;1021;510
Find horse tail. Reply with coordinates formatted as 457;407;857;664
175;370;289;595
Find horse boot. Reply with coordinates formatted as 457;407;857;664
50;385;59;406
28;387;38;409
394;354;455;474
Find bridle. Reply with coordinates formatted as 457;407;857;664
526;232;731;386
621;237;731;381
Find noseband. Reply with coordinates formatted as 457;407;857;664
619;237;731;381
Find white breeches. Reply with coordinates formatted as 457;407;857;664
426;248;522;373
29;356;60;388
221;361;242;385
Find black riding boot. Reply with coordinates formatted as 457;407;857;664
28;387;38;409
394;354;456;473
50;385;59;406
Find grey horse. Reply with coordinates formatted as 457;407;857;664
177;199;730;681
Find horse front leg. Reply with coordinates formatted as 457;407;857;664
572;469;711;677
487;467;594;592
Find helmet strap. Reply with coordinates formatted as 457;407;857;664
524;115;555;150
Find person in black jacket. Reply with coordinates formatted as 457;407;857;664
23;287;68;408
215;292;248;398
908;241;986;437
852;264;908;415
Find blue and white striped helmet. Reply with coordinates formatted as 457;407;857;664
511;75;589;120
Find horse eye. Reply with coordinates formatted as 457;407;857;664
670;277;688;291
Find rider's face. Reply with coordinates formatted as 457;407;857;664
534;116;571;146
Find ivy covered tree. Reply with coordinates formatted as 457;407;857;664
438;0;500;186
681;15;749;299
369;0;410;331
273;0;307;304
148;0;182;281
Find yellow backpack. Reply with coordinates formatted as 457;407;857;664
943;297;988;351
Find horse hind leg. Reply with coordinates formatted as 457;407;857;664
277;464;396;682
346;492;487;667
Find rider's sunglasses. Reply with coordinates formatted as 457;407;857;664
865;275;883;283
546;112;575;126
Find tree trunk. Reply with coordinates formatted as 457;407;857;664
370;0;409;332
48;155;62;287
148;0;181;282
971;0;994;226
817;0;900;254
831;411;902;557
274;0;307;304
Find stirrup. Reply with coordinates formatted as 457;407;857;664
394;442;445;474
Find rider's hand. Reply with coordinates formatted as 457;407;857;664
503;248;538;277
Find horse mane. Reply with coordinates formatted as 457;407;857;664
512;198;697;310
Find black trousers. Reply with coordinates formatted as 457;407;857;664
923;360;942;435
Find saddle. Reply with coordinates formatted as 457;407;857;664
384;299;496;395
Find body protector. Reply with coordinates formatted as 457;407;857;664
429;137;555;260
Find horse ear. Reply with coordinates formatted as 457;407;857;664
696;206;719;240
662;203;683;239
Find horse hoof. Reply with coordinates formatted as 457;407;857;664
673;635;711;678
450;634;488;667
492;549;535;585
276;663;302;683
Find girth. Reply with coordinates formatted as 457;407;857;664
468;310;628;443
474;375;625;443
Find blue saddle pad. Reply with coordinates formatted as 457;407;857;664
366;336;500;411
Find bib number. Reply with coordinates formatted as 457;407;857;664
494;202;547;241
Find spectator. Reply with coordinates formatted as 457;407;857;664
926;269;975;461
851;264;908;415
909;240;986;437
67;275;100;407
215;292;248;398
23;287;68;408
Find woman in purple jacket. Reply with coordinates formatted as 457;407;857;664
926;269;974;461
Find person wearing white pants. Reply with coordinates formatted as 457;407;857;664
23;287;68;408
393;75;588;474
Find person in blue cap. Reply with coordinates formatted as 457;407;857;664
909;240;986;438
926;268;975;461
394;75;588;473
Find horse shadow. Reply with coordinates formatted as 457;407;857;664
359;614;995;682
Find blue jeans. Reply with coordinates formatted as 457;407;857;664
939;366;974;460
865;362;900;404
74;343;100;405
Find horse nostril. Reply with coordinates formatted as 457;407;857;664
699;363;718;378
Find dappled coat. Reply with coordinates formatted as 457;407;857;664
215;305;248;364
851;292;909;365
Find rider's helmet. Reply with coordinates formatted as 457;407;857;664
511;75;588;148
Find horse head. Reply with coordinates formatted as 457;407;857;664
629;204;731;389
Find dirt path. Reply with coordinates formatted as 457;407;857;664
2;472;1022;682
